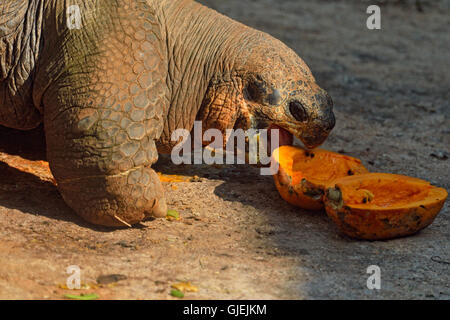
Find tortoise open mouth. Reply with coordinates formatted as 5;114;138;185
268;124;331;151
233;112;329;154
267;124;293;151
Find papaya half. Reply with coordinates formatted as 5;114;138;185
323;173;448;240
272;145;368;210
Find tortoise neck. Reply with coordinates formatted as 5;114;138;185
157;0;264;145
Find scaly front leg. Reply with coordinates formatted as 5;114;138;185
41;0;168;226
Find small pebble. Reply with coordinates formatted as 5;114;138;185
430;151;447;160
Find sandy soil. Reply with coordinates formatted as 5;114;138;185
0;0;448;299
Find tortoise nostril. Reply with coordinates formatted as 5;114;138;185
289;100;308;122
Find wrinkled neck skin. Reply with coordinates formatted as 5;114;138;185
157;0;265;151
0;0;44;130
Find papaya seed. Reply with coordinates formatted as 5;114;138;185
326;187;343;210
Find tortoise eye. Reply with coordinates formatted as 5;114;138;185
289;100;308;122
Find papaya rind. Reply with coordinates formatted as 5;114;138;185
273;165;324;210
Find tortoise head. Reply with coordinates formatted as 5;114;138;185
235;39;336;149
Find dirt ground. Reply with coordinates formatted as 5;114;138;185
0;0;448;300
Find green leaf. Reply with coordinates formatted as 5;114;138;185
166;209;180;220
170;289;184;298
64;293;99;300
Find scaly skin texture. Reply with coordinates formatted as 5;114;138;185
0;0;43;129
0;0;335;227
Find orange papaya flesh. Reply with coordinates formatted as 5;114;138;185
272;145;368;210
324;173;448;240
